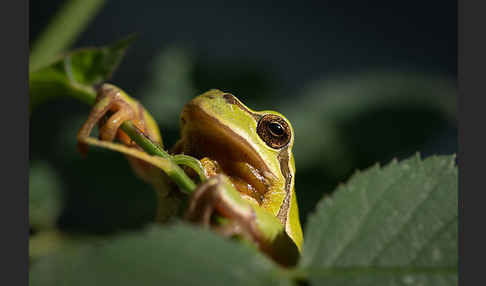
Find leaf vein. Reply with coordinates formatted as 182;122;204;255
326;168;410;265
367;175;443;264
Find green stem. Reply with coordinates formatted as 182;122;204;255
30;0;106;71
119;121;197;194
120;121;170;159
172;154;208;182
38;83;199;194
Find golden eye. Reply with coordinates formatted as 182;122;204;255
257;114;291;149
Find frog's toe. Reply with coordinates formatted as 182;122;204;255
185;176;219;226
98;99;136;142
185;175;262;243
77;84;141;155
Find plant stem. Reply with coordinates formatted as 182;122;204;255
120;121;197;194
30;0;106;71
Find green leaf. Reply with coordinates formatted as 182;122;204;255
30;224;291;286
29;0;107;72
29;36;135;111
29;162;63;231
298;154;457;285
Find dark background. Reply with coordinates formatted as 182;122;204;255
31;0;456;94
29;0;457;234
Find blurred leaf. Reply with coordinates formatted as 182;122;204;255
29;0;107;72
29;161;63;231
299;154;457;285
139;46;196;127
30;224;290;286
283;72;457;178
29;36;135;111
29;231;76;263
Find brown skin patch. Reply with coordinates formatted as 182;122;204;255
276;146;292;225
180;104;273;203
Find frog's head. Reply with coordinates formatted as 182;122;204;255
179;89;295;213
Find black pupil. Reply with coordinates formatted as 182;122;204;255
268;122;284;136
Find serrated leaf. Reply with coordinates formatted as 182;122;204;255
30;224;291;286
299;154;457;286
29;36;135;111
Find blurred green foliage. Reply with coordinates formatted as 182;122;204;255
29;162;63;231
29;2;457;284
30;224;284;286
29;0;106;71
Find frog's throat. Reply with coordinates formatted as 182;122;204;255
180;104;293;223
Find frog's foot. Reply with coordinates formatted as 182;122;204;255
185;175;263;246
77;84;144;156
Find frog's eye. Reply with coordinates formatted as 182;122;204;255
257;114;291;149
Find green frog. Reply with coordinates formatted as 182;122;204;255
77;84;303;265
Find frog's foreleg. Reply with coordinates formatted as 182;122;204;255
185;175;262;244
185;174;300;266
77;85;142;155
98;101;135;142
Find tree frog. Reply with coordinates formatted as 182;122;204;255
77;84;303;265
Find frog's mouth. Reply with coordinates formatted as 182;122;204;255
178;104;276;204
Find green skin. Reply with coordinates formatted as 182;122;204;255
177;90;302;265
78;86;303;266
